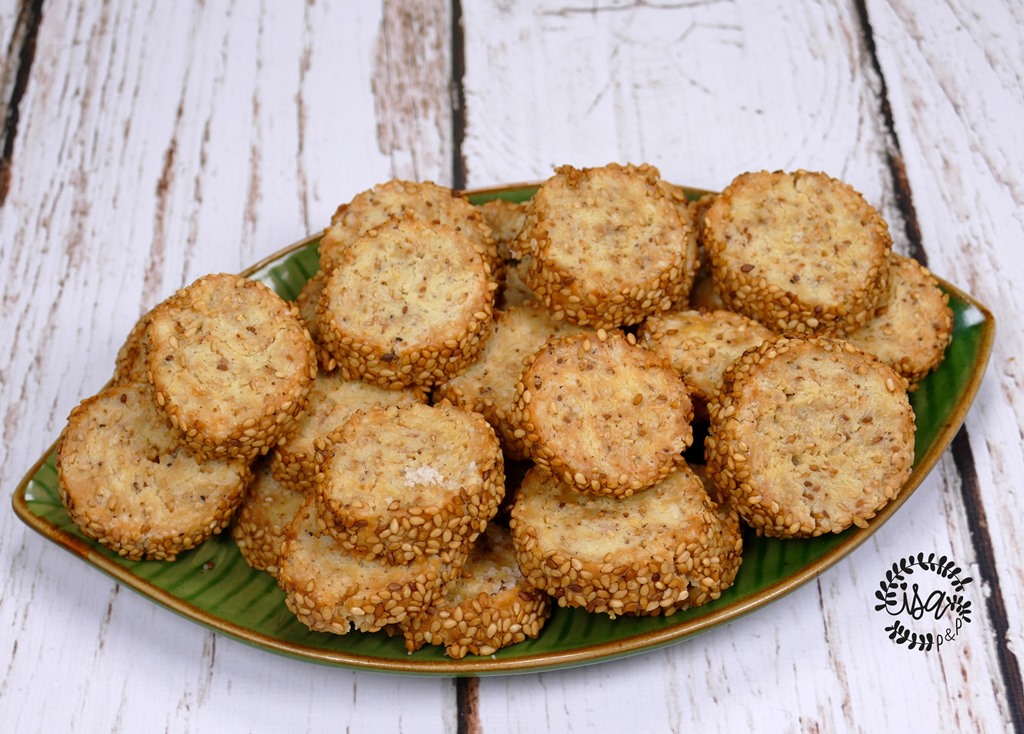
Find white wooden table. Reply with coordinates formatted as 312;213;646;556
2;1;1021;731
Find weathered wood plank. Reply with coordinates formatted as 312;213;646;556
867;0;1024;724
0;2;455;732
1;0;1019;731
460;1;1013;730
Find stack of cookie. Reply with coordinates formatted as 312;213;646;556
676;170;945;539
276;181;551;653
506;167;944;544
57;272;319;561
56;161;953;658
490;165;744;617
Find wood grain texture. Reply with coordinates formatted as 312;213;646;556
867;0;1024;724
0;0;44;204
1;0;1019;732
460;1;1015;730
0;2;455;732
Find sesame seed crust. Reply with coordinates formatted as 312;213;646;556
687;265;728;312
513;163;699;329
845;253;953;388
498;256;537;310
315;216;497;389
319;178;499;280
146;273;318;462
638;309;775;403
435;303;592;461
56;383;252;561
398;523;551;658
293;270;337;372
231;460;306;575
703;170;893;336
276;497;467;635
112;305;158;386
509;465;742;618
685;193;729;312
270;372;426;493
511;330;693;497
477;198;528;262
314;402;505;565
657;180;704;309
704;334;916;538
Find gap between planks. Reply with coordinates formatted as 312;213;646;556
854;1;1023;729
0;0;46;206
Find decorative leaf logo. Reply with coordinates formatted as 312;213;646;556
875;551;973;653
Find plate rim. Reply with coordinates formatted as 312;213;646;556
10;183;996;676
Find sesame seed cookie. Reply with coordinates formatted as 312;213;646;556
689;192;718;245
512;330;693;497
146;273;318;462
435;303;592;461
277;496;467;635
477;198;528;261
231;460;306;574
686;194;729;312
319;179;498;279
293;270;336;372
509;464;742;618
498;256;537;310
314;402;505;565
271;371;427;493
658;180;703;307
845;253;953;388
398;523;551;658
112;305;158;386
513;163;699;329
56;383;252;561
703;170;893;335
685;462;746;606
315;216;496;389
638;309;775;404
704;334;915;537
687;264;728;312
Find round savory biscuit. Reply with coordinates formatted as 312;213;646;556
319;179;498;278
514;163;698;329
703;170;892;335
512;330;693;497
146;273;318;461
56;383;252;561
315;401;505;564
277;496;466;635
704;334;915;537
686;462;746;606
686;194;728;312
293;270;336;372
509;464;742;618
689;192;718;246
477;197;528;261
638;309;775;403
271;371;427;492
398;523;551;658
316;216;496;389
231;460;306;574
845;252;953;388
687;263;728;312
112;305;159;386
498;255;537;310
657;179;704;308
435;303;592;461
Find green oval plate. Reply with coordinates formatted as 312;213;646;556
11;184;995;676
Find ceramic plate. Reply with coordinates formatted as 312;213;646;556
11;184;995;676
